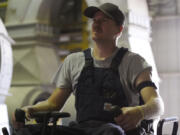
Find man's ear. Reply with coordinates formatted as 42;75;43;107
116;26;123;37
120;26;123;32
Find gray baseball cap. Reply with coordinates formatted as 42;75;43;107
84;3;125;26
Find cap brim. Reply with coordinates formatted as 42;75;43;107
84;6;113;20
84;6;100;18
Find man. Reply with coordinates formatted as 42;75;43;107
13;3;164;135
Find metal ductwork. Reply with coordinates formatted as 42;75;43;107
147;0;180;17
5;0;83;46
4;0;83;121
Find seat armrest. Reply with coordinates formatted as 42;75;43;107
157;117;179;135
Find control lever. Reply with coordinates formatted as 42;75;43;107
15;109;25;123
15;108;70;122
31;111;70;119
104;103;122;117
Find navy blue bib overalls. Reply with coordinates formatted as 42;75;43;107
75;47;128;123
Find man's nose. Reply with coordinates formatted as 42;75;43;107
93;19;103;25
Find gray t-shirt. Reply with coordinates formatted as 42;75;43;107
53;48;152;106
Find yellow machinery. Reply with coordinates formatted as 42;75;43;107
0;0;8;21
58;0;89;53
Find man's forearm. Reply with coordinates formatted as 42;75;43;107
27;88;71;113
141;97;164;120
22;99;58;113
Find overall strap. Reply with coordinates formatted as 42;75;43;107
110;47;128;72
83;48;94;68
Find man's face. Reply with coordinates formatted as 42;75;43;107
92;11;121;42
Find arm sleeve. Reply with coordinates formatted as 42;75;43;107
127;53;152;92
52;55;73;91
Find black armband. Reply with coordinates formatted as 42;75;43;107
136;81;157;92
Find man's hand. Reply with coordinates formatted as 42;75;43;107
12;106;34;130
21;106;35;120
114;106;144;131
12;112;25;130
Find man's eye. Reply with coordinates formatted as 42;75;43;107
103;19;108;22
92;18;109;23
92;19;97;23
